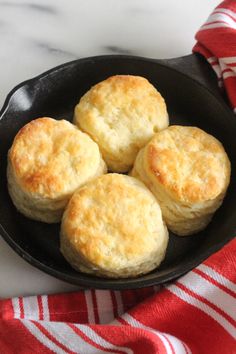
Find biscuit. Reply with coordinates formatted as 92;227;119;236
74;75;169;172
60;174;169;278
7;117;107;223
131;125;231;236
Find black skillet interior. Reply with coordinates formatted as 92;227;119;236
0;53;236;289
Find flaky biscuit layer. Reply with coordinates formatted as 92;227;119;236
8;117;107;222
131;125;231;236
74;75;169;172
61;174;168;277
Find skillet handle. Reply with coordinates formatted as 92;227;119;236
157;53;226;102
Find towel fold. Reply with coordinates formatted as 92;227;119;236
193;0;236;112
0;239;235;353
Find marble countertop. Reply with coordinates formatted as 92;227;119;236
0;0;221;298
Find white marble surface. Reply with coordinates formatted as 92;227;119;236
0;0;221;298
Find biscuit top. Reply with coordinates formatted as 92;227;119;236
61;174;167;270
74;75;168;167
144;125;231;203
9;117;105;198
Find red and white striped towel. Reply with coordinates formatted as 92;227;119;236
193;0;236;112
0;239;235;353
1;1;236;353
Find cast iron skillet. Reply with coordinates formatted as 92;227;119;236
0;53;236;289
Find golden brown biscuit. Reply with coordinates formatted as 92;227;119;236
131;125;231;236
74;75;169;172
60;174;168;278
7;117;107;223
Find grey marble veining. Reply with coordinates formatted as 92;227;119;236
104;45;134;55
34;40;78;58
0;1;57;14
0;0;221;297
